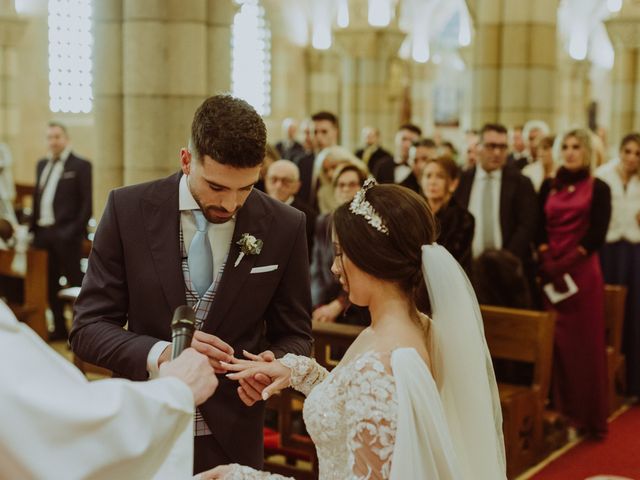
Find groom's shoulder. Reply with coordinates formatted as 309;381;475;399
111;172;180;203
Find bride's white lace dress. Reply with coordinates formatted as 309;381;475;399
225;347;466;479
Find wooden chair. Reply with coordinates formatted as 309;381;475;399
604;284;627;414
480;305;556;479
0;248;48;339
312;320;365;370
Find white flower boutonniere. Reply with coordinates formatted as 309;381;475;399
234;233;263;267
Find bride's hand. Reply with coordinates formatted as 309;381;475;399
221;351;292;400
196;464;233;479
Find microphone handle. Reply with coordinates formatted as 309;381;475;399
171;328;194;360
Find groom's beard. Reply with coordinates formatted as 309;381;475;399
201;205;238;224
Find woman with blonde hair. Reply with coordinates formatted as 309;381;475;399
313;146;367;214
205;181;506;479
537;128;612;437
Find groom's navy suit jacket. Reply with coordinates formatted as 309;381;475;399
70;172;313;468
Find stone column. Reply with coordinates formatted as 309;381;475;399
207;0;235;95
555;55;591;132
410;62;436;135
93;0;124;216
0;2;27;148
468;0;558;127
122;0;208;184
306;49;341;121
333;6;406;150
606;7;640;146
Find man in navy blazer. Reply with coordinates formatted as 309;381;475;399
71;95;313;473
31;122;92;341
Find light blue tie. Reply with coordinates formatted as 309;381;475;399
188;210;213;297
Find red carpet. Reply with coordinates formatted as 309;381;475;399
531;406;640;479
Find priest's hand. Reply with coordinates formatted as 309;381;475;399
159;348;218;406
159;331;235;374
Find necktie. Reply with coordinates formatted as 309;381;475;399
482;173;496;250
39;156;60;192
188;210;214;297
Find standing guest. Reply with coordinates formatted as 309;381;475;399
275;118;304;161
265;159;316;260
523;135;558;192
537;128;611;438
597;132;640;398
464;130;480;170
401;138;437;194
70;95;313;473
0;300;218;480
421;155;474;272
371;123;422;184
254;144;279;193
313;146;366;214
31;121;92;342
454;123;537;266
512;119;550;170
354;126;393;176
506;125;527;167
311;162;369;326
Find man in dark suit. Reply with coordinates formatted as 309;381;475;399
70;95;313;473
274;118;304;161
31;121;92;341
372;123;422;184
400;138;437;194
354;126;392;177
454;123;537;268
264;159;316;260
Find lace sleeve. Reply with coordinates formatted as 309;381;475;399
345;353;398;479
222;464;294;480
280;353;329;396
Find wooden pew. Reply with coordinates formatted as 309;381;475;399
604;284;627;414
0;248;48;339
480;305;556;479
312;320;365;370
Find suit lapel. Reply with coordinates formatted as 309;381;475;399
205;191;273;332
499;168;514;235
142;173;185;314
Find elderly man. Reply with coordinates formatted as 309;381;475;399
275;118;304;161
265;159;316;259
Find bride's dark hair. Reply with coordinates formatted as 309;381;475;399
332;184;437;315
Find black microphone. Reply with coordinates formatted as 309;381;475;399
171;305;196;360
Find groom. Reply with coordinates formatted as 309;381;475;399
70;95;313;472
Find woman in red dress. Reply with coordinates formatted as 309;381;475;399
537;129;612;437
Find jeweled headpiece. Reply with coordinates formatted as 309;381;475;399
349;177;389;235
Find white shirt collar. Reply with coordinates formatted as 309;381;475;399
285;196;295;205
48;146;71;164
179;174;200;211
476;166;503;181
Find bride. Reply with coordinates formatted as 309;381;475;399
203;180;506;479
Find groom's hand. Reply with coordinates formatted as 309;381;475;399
237;350;274;406
158;331;234;374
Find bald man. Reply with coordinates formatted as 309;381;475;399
265;160;316;259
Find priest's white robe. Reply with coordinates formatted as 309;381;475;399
0;301;194;480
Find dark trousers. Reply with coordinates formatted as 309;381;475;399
34;226;83;335
193;435;231;475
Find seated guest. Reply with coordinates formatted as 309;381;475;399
472;248;532;309
596;132;640;398
254;144;279;193
0;300;217;479
537;128;611;438
311;163;370;326
313;146;366;214
265;160;316;260
523;134;557;192
401;138;437;194
421;155;474;273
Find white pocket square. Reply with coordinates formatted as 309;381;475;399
250;264;278;274
62;171;76;179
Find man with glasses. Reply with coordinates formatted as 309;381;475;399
454;123;538;271
265;159;316;259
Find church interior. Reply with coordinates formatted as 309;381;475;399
1;0;640;478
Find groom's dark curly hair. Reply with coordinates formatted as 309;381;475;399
190;94;266;168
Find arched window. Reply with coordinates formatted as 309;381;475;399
48;0;93;113
231;0;271;116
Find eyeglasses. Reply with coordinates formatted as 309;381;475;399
266;176;296;186
482;143;508;152
336;181;360;189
